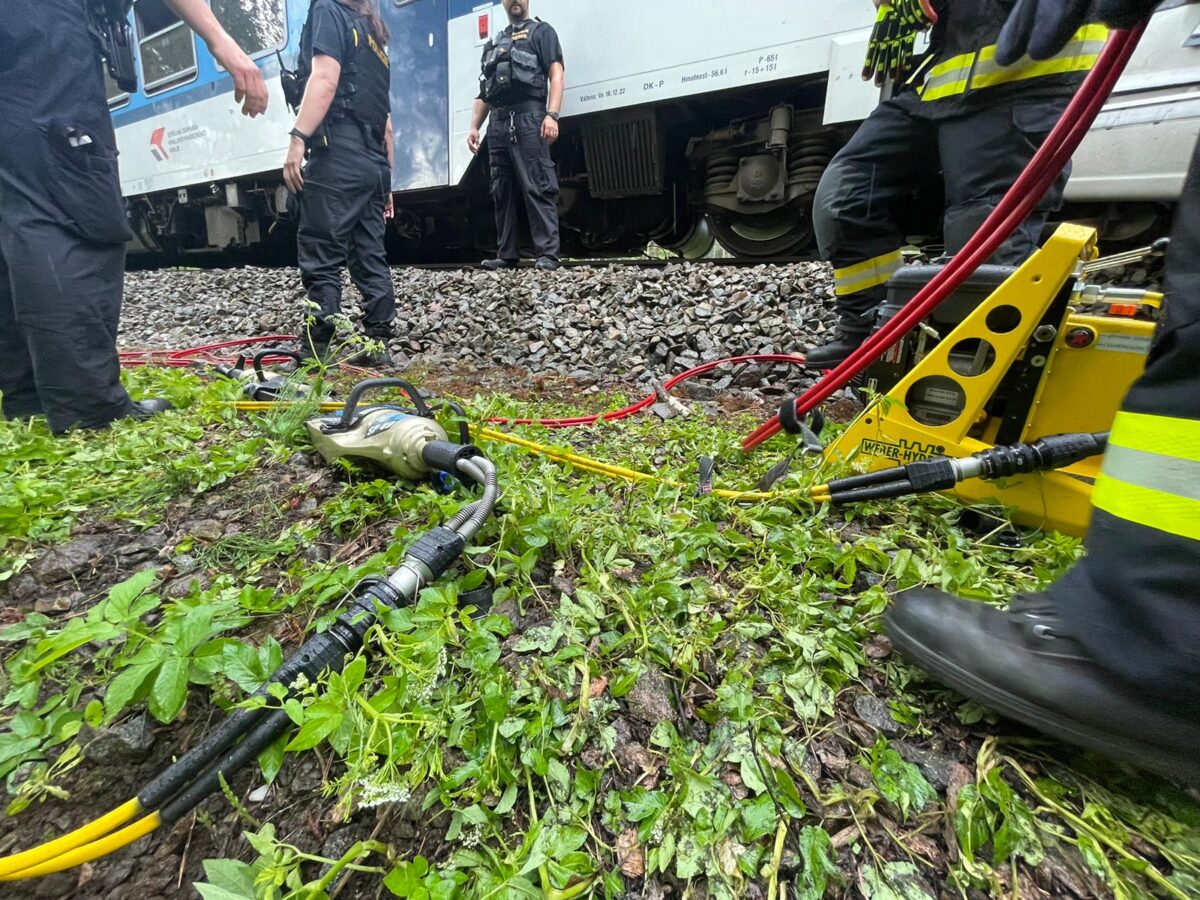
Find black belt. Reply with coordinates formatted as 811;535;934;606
324;120;385;151
491;100;546;116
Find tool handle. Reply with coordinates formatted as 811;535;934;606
335;378;430;429
251;349;305;382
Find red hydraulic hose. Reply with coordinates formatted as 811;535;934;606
742;24;1148;453
488;353;809;428
120;335;300;368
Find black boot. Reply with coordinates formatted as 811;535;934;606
534;256;560;271
481;258;519;271
804;333;867;369
128;399;175;419
886;589;1200;785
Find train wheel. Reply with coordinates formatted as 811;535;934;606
654;214;716;260
709;211;811;259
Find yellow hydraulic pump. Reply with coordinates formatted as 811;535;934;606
822;224;1159;536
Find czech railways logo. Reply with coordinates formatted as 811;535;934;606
150;127;170;161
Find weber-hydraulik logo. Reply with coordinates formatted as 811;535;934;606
149;127;170;161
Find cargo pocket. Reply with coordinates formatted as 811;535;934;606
535;157;559;196
1012;99;1065;138
37;119;133;245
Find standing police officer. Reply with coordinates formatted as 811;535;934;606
284;0;396;366
0;0;267;434
467;0;565;272
805;0;1106;368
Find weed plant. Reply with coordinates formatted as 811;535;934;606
1;369;1197;899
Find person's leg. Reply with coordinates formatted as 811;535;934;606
486;113;522;265
808;96;937;366
0;239;42;420
886;141;1200;783
509;111;561;265
296;147;357;356
939;95;1070;263
346;158;396;365
0;217;133;433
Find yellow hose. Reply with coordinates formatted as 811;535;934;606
0;811;160;881
0;798;141;878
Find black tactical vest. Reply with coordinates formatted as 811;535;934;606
299;0;391;145
479;20;547;104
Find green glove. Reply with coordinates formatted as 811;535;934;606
862;1;939;87
864;1;936;87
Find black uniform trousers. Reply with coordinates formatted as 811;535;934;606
1055;137;1200;715
297;124;396;346
487;108;560;262
0;3;135;434
813;90;1070;337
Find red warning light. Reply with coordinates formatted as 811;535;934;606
478;13;489;39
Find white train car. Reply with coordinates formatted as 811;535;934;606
109;0;1200;261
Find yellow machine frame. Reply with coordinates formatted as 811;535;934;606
823;224;1156;536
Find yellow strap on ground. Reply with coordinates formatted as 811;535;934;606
0;798;142;878
477;427;819;503
0;811;160;882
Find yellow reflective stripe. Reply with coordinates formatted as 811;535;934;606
1092;473;1200;542
1093;410;1200;540
1108;411;1200;464
833;250;903;297
927;50;975;80
921;25;1109;101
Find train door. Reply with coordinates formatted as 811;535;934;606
384;0;450;191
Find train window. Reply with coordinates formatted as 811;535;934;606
134;0;197;94
210;0;287;60
104;71;130;110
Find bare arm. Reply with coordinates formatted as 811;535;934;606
541;62;565;143
468;98;490;154
385;114;394;169
163;0;268;115
283;54;341;192
546;62;564;116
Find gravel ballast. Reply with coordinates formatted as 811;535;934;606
120;262;838;378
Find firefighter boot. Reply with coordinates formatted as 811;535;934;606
804;333;869;369
885;588;1200;786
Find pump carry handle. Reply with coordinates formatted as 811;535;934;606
251;349;306;383
331;378;431;431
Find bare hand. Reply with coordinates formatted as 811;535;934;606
384;194;394;221
284;136;305;193
211;37;269;116
541;115;559;144
467;128;482;154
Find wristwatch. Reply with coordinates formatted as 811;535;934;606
289;127;311;146
547;112;560;122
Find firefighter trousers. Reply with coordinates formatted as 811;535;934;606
812;91;1070;337
1055;137;1200;715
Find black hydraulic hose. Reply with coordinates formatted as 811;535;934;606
158;709;293;825
829;480;919;505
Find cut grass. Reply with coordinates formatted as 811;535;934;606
1;367;1197;899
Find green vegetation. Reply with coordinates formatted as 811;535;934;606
1;368;1198;898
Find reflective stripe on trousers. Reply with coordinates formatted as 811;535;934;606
1092;411;1200;542
920;25;1109;102
833;249;903;297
